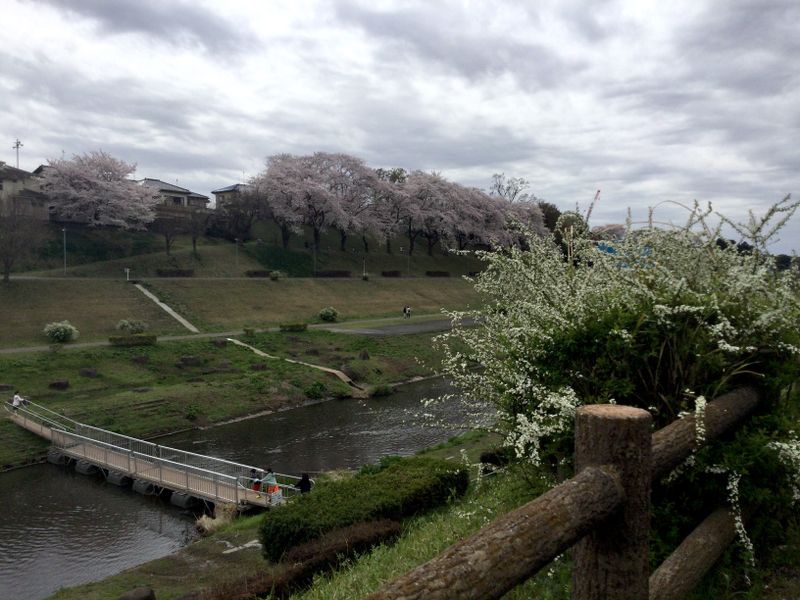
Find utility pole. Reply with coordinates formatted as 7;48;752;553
12;138;23;168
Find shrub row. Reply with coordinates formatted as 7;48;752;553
259;456;469;561
279;323;308;332
108;334;158;347
155;268;194;277
245;269;271;278
313;270;351;278
425;270;451;277
205;520;401;600
381;270;402;277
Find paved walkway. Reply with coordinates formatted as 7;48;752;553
0;316;472;355
134;284;199;333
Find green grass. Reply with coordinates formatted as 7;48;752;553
0;330;443;468
0;273;478;346
31;237;264;278
144;278;480;332
0;279;186;347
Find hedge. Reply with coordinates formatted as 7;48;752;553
381;270;402;277
313;270;351;278
259;456;469;561
279;323;308;332
108;334;158;347
425;270;451;277
155;268;194;277
245;269;271;278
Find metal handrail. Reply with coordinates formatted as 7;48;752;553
7;400;305;503
24;400;80;429
4;402;72;432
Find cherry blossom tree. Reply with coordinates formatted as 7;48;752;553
405;171;451;255
312;153;377;252
257;154;312;249
373;167;408;254
42;150;159;229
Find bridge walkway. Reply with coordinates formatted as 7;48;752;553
5;401;302;509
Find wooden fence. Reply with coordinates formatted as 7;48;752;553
364;386;760;600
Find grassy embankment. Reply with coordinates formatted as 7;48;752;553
0;329;448;469
46;431;509;600
25;220;485;279
0;277;479;347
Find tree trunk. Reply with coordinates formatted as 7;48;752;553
192;235;198;257
280;224;291;249
426;236;436;256
313;227;321;250
386;238;392;254
362;235;369;253
164;235;171;256
339;229;347;251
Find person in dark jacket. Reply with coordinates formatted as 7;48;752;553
295;473;312;493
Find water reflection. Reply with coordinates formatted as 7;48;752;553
0;465;196;600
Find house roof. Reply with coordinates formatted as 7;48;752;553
0;162;34;181
138;178;192;194
188;192;209;200
211;183;247;194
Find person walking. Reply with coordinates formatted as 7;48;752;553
11;391;24;412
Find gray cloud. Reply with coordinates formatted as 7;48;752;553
32;0;257;56
333;1;583;89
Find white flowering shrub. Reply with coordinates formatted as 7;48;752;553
438;197;800;464
438;197;800;584
43;320;79;343
116;319;148;334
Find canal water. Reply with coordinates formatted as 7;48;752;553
0;378;475;600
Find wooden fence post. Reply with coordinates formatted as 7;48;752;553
573;404;652;600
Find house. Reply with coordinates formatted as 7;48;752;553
138;178;210;211
211;183;249;211
0;161;49;219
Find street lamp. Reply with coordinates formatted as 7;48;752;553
62;228;66;276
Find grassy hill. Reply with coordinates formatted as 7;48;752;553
22;221;484;279
0;278;479;347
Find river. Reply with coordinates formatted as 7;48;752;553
0;378;474;600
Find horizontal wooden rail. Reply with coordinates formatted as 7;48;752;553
366;387;762;600
651;387;759;481
649;508;738;600
362;465;625;600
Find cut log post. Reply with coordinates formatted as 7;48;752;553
651;387;759;481
363;465;624;600
649;508;737;600
573;404;652;600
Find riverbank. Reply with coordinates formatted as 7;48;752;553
45;430;502;600
0;328;448;470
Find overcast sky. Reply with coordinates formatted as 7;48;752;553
2;0;798;250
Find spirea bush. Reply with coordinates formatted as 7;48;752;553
116;319;148;334
438;197;800;465
318;306;338;322
436;197;800;578
43;320;79;343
